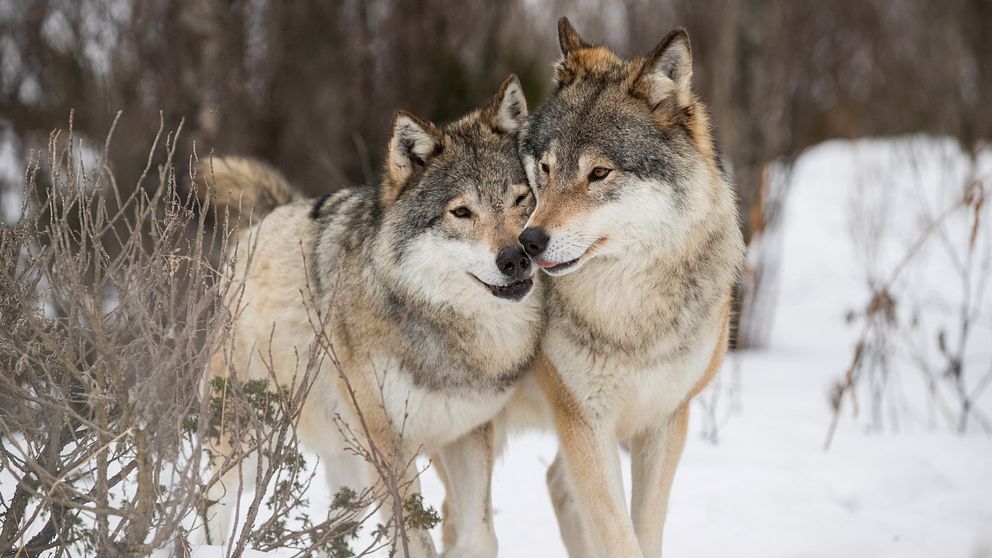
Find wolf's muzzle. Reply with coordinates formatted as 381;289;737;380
497;245;531;281
473;245;533;302
519;227;549;259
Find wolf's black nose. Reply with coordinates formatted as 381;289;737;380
497;245;530;278
518;227;549;257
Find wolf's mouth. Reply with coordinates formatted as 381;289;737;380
471;276;534;301
535;238;607;276
537;258;579;274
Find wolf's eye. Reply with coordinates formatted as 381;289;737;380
450;206;472;219
540;162;550;174
588;167;612;181
514;192;529;206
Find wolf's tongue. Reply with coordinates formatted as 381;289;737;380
538;261;558;269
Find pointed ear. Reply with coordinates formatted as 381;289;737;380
558;17;590;56
488;74;528;134
637;28;693;107
384;111;442;201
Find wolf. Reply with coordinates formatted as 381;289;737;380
510;19;745;557
197;75;542;558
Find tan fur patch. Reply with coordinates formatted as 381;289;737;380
556;47;624;88
432;456;458;547
572;47;620;72
488;228;522;254
683;101;719;177
686;296;732;402
533;351;583;424
535;354;621;525
527;178;592;233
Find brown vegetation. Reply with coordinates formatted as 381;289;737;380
0;119;435;556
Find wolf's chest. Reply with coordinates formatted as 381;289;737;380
544;321;716;437
551;255;720;357
375;357;513;449
390;297;540;392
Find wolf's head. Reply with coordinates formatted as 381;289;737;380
377;75;538;307
519;18;727;276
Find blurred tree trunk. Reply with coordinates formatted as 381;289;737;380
706;0;786;348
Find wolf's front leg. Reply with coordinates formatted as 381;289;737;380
358;421;440;558
436;422;498;558
369;459;439;558
404;472;442;558
629;403;690;557
556;420;642;558
198;444;266;548
546;453;594;558
536;354;642;558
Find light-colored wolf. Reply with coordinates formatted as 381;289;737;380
509;19;745;557
198;76;542;558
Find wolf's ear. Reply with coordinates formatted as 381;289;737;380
637;28;693;107
385;111;442;201
488;75;528;134
558;17;590;56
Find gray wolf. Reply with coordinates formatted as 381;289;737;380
510;18;745;557
197;75;541;558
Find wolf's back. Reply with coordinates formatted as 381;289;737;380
195;157;301;228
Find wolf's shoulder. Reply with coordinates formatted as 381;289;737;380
308;186;379;223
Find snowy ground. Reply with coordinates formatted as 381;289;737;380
5;137;991;557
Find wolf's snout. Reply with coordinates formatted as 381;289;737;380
496;245;531;279
519;227;549;258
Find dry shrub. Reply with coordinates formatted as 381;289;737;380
826;141;992;448
0;114;436;557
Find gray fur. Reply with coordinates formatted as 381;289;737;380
521;78;698;207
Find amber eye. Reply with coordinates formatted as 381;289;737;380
540;162;550;174
514;192;529;206
588;167;612;181
450;206;472;218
